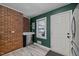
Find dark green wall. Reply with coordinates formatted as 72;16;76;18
30;3;78;48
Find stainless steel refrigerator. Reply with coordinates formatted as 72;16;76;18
71;4;79;56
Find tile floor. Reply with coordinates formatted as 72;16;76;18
3;44;49;56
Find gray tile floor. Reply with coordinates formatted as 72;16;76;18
3;44;49;56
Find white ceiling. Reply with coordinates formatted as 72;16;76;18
1;3;69;18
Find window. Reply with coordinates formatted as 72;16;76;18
36;17;47;39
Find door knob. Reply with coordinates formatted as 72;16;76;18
67;36;71;38
67;33;71;38
67;33;70;35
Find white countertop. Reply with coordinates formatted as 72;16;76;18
23;32;35;35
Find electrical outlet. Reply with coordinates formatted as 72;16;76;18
37;40;42;44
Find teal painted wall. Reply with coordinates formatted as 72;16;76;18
30;3;78;48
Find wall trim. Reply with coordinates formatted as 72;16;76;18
34;43;50;51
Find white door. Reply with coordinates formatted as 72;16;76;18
51;10;72;56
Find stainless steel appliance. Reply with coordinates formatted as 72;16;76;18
71;4;79;56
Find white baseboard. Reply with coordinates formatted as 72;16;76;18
34;43;50;51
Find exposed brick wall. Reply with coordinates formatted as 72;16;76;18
0;5;23;55
23;17;30;32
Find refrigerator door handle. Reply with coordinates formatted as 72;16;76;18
71;47;77;56
71;16;76;39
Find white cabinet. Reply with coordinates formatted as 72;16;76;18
23;32;35;45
